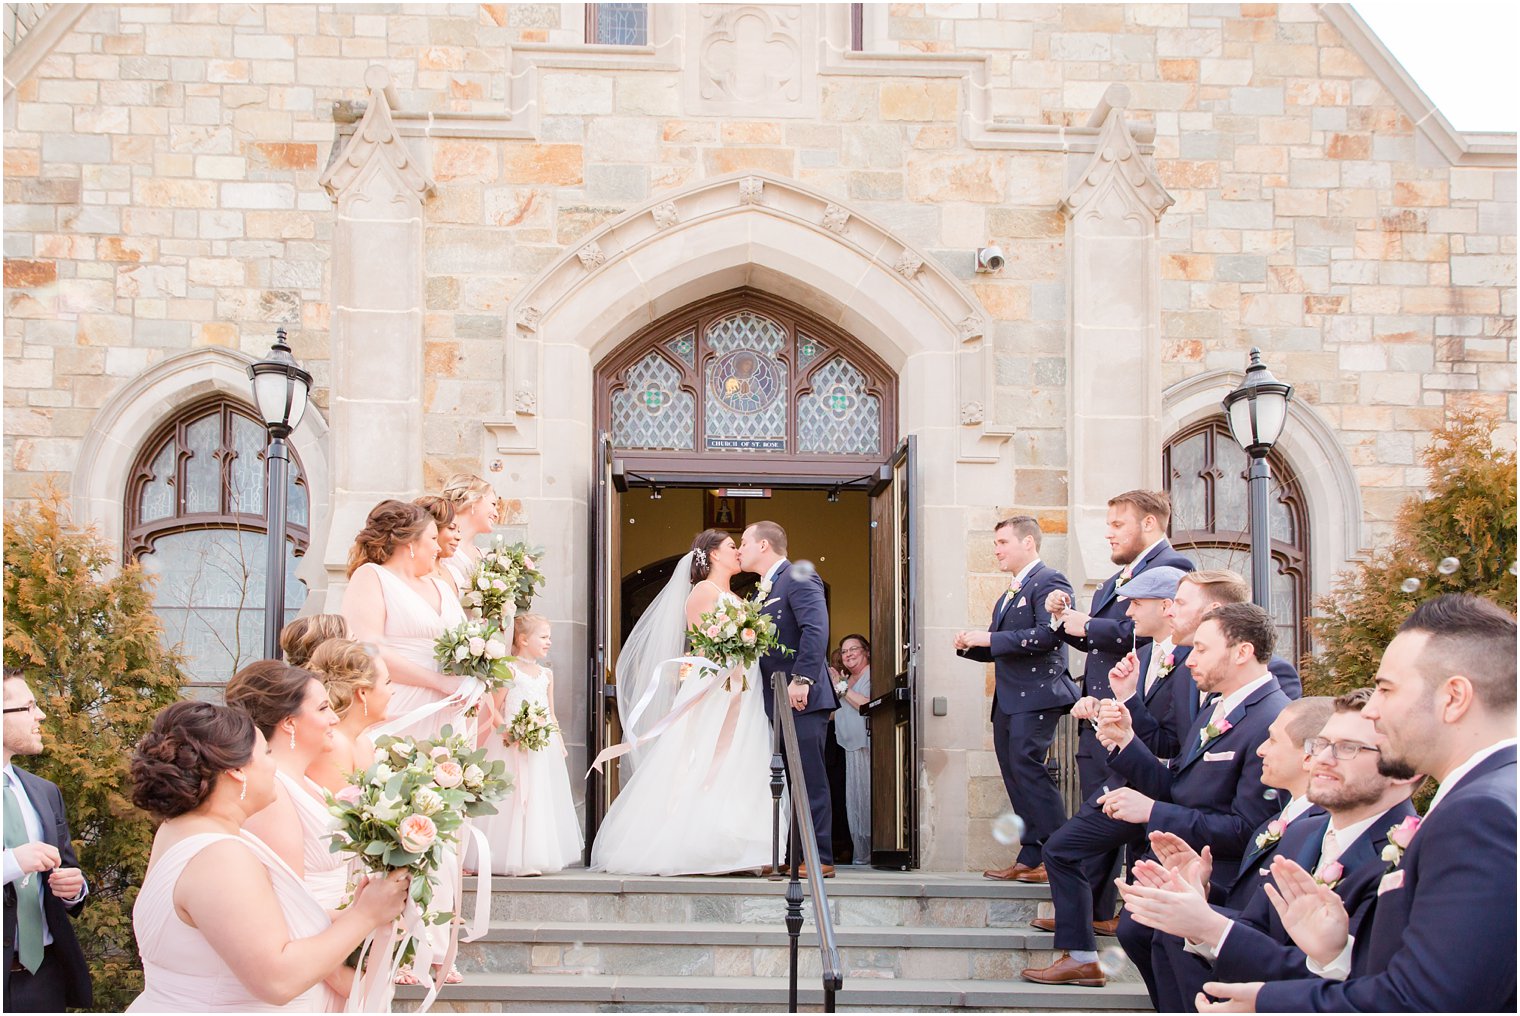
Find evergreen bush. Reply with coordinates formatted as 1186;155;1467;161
3;489;186;1011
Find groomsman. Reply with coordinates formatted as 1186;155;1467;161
955;516;1079;883
1022;604;1287;988
1048;490;1194;800
1202;594;1517;1013
3;671;92;1012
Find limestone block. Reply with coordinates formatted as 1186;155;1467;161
906;152;1005;203
1450;255;1516;288
502;143;584;186
540;72;614;115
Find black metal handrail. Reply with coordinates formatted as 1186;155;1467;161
769;677;844;1012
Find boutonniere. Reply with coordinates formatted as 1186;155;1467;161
757;579;772;597
1114;568;1133;588
1380;815;1422;868
1157;652;1176;678
1007;580;1021;596
1253;818;1286;851
1315;861;1344;888
1199;717;1233;746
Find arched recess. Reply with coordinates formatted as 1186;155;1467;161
72;347;332;602
1162;370;1364;604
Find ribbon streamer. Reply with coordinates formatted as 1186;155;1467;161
375;676;487;740
588;656;725;774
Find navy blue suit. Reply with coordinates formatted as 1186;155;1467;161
959;561;1079;866
1042;675;1288;954
3;767;92;1012
1257;746;1517;1013
1059;541;1195;799
757;559;837;865
1130;649;1302;762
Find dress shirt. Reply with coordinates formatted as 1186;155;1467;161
2;765;87;946
1200;671;1276;737
1122;539;1168;578
1318;812;1381;873
1307;736;1520;981
1141;637;1174;700
1189;794;1315;959
1007;558;1040;591
762;558;788;587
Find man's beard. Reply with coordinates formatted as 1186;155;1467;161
1377;754;1418;780
1309;776;1388;811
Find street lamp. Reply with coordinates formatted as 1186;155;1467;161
1221;347;1294;609
248;327;312;658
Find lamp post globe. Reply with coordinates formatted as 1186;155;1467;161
1221;347;1294;609
248;327;312;658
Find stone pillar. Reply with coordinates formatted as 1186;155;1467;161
1059;86;1174;604
317;66;436;603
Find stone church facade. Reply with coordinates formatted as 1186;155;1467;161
3;3;1515;871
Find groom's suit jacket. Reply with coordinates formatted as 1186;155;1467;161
757;559;837;717
1128;647;1303;761
1257;746;1517;1013
957;560;1079;717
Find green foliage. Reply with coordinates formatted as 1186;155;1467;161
3;490;186;1011
1303;411;1518;699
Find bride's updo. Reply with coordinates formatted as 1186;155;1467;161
346;499;432;577
689;528;731;583
131;701;256;819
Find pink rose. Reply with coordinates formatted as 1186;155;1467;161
1320;861;1344;883
1217;719;1233;735
335;784;363;805
1165;652;1175;666
706;625;722;639
430;745;451;761
523;556;535;570
1267;819;1284;837
433;760;464;788
1389;815;1421;849
741;628;757;645
397;813;438;854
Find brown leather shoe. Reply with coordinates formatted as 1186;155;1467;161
1020;953;1107;987
793;863;836;879
983;861;1029;881
1011;863;1048;883
1029;916;1057;932
1092;917;1120;936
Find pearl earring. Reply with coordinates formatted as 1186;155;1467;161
289;727;296;751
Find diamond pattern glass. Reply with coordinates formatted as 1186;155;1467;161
664;329;696;369
611;353;694;450
139;442;176;524
593;2;647;45
799;357;880;455
705;311;788;452
797;331;828;370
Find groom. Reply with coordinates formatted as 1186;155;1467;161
740;521;838;876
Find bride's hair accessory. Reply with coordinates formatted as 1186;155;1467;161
693;547;708;568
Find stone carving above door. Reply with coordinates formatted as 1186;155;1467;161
689;4;818;118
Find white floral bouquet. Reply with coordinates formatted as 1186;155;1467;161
506;700;558;752
684;587;791;690
461;538;546;622
434;618;515;695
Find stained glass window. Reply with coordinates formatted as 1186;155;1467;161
664;329;696;369
588;3;648;45
610;352;694;450
799;357;881;455
126;397;310;690
704;311;788;452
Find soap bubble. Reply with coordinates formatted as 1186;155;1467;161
991;811;1026;848
1097;946;1127;977
791;559;818;581
1262;788;1280;801
1399;577;1421;593
1437;557;1460;575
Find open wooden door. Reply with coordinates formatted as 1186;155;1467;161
865;435;919;869
584;432;620;861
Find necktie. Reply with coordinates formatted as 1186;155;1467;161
3;772;45;973
1316;827;1341;878
1142;647;1166;698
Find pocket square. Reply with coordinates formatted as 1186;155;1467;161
1378;870;1405;895
1203;750;1236;761
1016;597;1027;608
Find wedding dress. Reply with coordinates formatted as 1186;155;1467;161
591;557;776;875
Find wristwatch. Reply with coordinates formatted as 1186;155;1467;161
790;675;815;686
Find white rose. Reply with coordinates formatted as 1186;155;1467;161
477;575;490;591
454;644;470;662
724;623;738;638
492;578;507;591
463;764;485;788
468;636;486;656
368;792;405;822
388;741;413;760
430;745;451;761
484;639;507;660
412;787;445;815
374;762;395;782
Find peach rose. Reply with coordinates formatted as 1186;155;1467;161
397;813;438;854
433;760;464;788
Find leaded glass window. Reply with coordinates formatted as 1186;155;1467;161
126;397;309;690
610;352;695;450
799;357;881;455
705;311;788;452
588;3;648;45
1163;418;1310;662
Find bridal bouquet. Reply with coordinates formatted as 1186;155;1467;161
461;538;546;622
685;591;791;690
506;700;558;752
434;618;515;692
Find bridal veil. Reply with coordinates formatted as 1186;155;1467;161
612;550;693;774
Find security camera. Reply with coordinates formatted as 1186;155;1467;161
975;246;1005;273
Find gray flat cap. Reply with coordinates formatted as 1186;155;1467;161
1116;565;1187;601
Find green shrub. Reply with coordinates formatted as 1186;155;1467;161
3;490;186;1011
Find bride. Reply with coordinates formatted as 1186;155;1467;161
590;529;776;875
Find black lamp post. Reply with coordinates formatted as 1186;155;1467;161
248;327;312;659
1221;347;1294;609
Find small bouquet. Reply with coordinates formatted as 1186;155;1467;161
461;538;546;623
506;700;558;752
684;589;791;690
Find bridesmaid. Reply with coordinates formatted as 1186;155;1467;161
280;614;350;669
224;662;350;913
339;499;472;985
439;473;501;592
128;701;408;1012
306;639;394;794
415;495;465;595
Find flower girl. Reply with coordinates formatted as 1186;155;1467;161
475;614;582;875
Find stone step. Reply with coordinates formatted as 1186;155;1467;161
452;920;1139;982
395;972;1152;1012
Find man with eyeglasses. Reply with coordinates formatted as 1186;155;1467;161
1120;688;1420;1009
1201;594;1516;1013
2;669;92;1011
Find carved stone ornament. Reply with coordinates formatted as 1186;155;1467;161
516;306;540;332
960;401;985;426
318;66;435;201
577;242;606;270
894;252;924;280
957;314;985;341
821;203;850;233
1059;108;1175;220
699;5;801;104
652;201;680;230
738;176;765;205
514;390;538;416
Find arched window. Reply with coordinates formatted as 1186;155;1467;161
1163;418;1310;663
125;396;309;691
